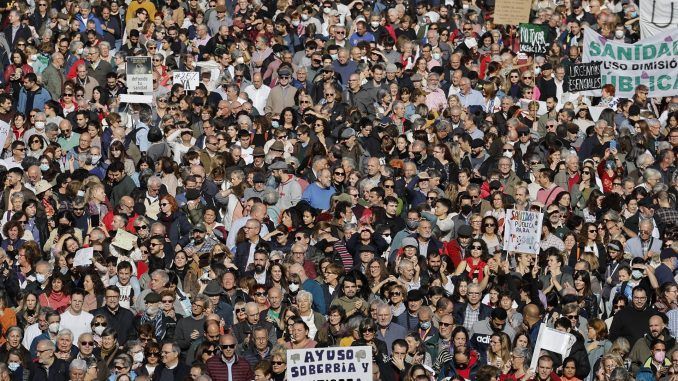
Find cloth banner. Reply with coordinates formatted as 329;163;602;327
582;27;678;98
640;0;678;38
286;346;372;381
502;209;544;255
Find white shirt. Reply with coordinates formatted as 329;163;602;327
244;84;271;115
22;322;42;349
60;309;94;342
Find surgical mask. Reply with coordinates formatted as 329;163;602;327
370;21;380;28
462;3;469;9
77;47;84;55
360;78;368;86
503;151;513;158
35;121;45;130
301;14;309;21
383;235;392;244
654;350;666;363
331;54;338;60
48;322;60;334
406;220;419;230
420;321;431;330
7;362;19;372
146;306;159;316
615;30;624;39
432;53;441;61
94;326;106;336
40;164;50;171
630;11;638;18
133;352;144;363
36;273;46;283
91;155;101;163
534;67;541;76
288;283;299;292
292;20;300;27
323;7;331;13
632;270;643;279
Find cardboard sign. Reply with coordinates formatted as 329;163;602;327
529;324;577;370
566;62;602;92
286;346;372;381
582;26;678;98
126;56;153;93
519;24;549;54
494;0;531;25
173;71;200;91
503;209;544;255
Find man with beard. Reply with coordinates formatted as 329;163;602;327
174;294;209;351
106;162;137;208
470;308;516;356
301;169;336;211
629;314;677;372
270;160;302;211
185;318;222;366
133;292;173;342
232;302;277;345
330;274;368;318
183;223;217;258
244;249;269;285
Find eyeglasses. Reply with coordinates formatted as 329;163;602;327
383;184;394;188
566;314;578;320
588;229;597;233
523;76;533;79
361;327;375;333
440;322;453;327
334;171;345;176
161;299;174;303
390;292;402;296
272;361;285;365
220;344;236;349
63;93;73;97
14;147;25;151
484;223;495;227
93;322;107;327
136;225;148;230
147;351;160;357
80;341;95;346
160;203;169;207
254;292;266;296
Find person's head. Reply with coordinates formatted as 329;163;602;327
537;355;554;380
632;286;648;310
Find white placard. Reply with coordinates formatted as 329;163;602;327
286;346;372;381
73;247;94;267
119;94;154;104
503;209;544;255
529;324;577;370
126;56;153;93
173;71;200;90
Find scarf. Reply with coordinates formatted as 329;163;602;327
465;257;487;282
140;312;166;341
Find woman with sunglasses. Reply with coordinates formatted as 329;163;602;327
480;216;501;254
26;134;46;158
454;239;489;284
351;318;387;358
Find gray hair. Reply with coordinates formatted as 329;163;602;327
296;290;313;304
643;168;661;182
69;359;88;371
237;115;252;127
147;176;162;188
262;189;279;205
56;329;73;341
151;269;170;285
636;153;654;169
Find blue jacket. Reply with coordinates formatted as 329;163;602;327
17;86;52;115
302;278;327;315
301;183;336;211
76;13;103;35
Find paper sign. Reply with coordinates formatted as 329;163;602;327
173;71;200;91
567;62;602;92
112;229;137;251
519;23;549;54
582;26;678;98
286;346;372;381
503;209;544;255
73;248;94;267
529;324;577;370
494;0;531;25
119;94;154;104
126;56;153;93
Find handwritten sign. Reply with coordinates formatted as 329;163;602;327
494;0;531;25
567;62;602;92
503;209;544;255
519;24;549;54
286;346;372;381
126;56;153;93
173;71;200;91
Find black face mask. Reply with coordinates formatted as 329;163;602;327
461;204;473;215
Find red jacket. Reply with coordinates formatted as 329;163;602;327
206;355;254;381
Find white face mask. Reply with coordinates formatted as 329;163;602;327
29;54;37;61
301;14;309;21
77;47;84;55
91;155;101;164
615;30;624;39
288;283;299;292
292;20;300;27
370;21;380;28
35;121;45;129
235;56;245;64
48;322;60;334
7;363;19;372
383;235;392;244
94;326;106;336
432;53;441;61
503;151;514;158
133;352;145;363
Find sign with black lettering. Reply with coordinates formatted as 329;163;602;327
126;56;153;93
173;71;200;91
566;62;602;92
519;23;549;54
286;346;372;381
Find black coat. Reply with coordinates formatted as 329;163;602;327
453;302;492;327
28;358;69;381
152;361;190;381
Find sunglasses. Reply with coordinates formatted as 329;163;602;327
439;322;453;327
93;322;107;327
147;351;160;357
220;344;236;349
272;361;285;365
80;341;95;346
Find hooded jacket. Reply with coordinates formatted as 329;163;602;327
629;329;677;373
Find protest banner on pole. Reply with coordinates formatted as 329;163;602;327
582;27;678;98
494;0;531;25
529;324;577;371
566;62;602;92
502;209;544;255
286;346;372;381
173;72;200;91
126;56;153;93
519;24;549;54
640;0;678;38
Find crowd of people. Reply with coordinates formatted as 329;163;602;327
0;0;676;379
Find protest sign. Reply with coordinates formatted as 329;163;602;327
640;0;678;38
126;56;153;93
529;325;577;371
173;72;200;90
566;62;602;92
582;27;678;98
286;346;372;381
503;209;544;255
519;24;549;54
494;0;531;25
